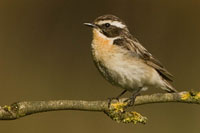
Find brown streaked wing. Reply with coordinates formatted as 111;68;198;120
125;37;174;82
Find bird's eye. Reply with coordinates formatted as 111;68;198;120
105;23;110;28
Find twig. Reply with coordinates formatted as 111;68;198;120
0;91;199;124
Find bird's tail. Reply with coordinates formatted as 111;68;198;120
163;80;177;93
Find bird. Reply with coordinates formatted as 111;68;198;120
84;14;177;106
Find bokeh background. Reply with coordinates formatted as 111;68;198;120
0;0;200;133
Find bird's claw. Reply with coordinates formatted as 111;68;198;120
108;97;120;108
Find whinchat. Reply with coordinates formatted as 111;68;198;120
84;15;177;105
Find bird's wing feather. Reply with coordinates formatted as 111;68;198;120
125;37;174;82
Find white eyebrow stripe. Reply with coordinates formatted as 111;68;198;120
97;20;126;28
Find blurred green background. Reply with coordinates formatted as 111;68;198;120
0;0;200;133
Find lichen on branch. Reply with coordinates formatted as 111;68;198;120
104;101;147;124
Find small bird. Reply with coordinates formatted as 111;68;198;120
84;15;177;105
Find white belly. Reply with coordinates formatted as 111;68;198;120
92;45;164;92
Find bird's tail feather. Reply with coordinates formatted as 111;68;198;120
163;80;177;93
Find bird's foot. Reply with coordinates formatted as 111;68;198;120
124;91;141;107
108;90;127;108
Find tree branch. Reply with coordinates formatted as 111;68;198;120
0;91;199;124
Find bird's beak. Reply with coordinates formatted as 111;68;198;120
83;23;97;28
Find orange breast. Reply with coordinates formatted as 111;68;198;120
92;29;116;61
93;29;112;48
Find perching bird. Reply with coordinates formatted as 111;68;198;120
84;15;177;105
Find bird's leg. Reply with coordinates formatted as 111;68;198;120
108;90;127;107
116;90;127;99
125;88;141;107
